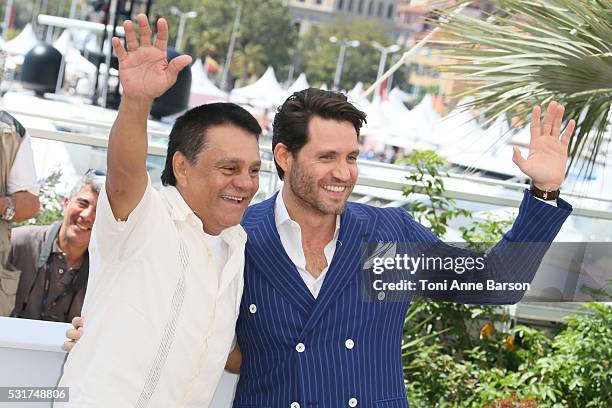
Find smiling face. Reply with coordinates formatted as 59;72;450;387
174;123;261;235
280;116;359;216
61;186;99;248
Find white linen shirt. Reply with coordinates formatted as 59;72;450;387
57;176;246;407
274;191;340;299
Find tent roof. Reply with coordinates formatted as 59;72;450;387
3;24;39;55
287;72;309;95
53;29;97;75
190;58;227;98
230;66;285;108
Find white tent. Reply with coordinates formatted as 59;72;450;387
3;23;39;56
372;94;441;146
286;72;309;95
347;82;364;102
189;58;228;106
230;66;285;109
389;87;410;103
53;30;97;76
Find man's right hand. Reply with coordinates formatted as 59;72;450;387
111;14;192;101
63;316;84;352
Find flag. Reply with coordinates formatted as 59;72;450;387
204;56;221;74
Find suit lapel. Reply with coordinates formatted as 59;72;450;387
299;204;377;338
245;195;316;316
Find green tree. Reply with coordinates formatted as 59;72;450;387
298;19;393;91
152;0;297;84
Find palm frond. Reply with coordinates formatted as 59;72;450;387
436;0;612;178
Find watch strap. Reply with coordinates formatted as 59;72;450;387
530;184;560;201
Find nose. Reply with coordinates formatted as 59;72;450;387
332;160;352;182
81;205;96;223
233;170;258;192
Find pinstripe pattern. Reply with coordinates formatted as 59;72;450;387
235;190;572;407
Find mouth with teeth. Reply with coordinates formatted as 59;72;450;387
221;194;246;206
72;218;92;233
322;184;348;198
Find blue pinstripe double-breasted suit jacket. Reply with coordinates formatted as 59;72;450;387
234;191;572;408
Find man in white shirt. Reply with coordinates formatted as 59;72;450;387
57;14;261;407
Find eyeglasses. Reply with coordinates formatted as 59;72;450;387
85;168;106;176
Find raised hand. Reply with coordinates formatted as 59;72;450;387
111;14;192;100
512;101;576;191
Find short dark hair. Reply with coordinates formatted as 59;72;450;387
161;103;262;186
272;88;367;179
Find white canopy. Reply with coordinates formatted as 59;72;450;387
3;24;39;56
230;66;285;109
189;58;228;106
286;72;309;95
389;87;410;103
53;29;97;76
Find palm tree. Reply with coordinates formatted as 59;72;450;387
436;0;612;179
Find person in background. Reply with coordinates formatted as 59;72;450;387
0;96;41;316
10;171;104;322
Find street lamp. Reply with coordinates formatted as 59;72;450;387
372;41;400;96
170;6;197;52
329;36;360;91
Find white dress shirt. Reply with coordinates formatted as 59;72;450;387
58;175;246;407
274;191;340;299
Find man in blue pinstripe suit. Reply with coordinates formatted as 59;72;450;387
233;88;576;407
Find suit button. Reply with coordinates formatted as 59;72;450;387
377;291;385;301
291;402;300;408
249;304;257;314
348;397;358;407
295;342;305;353
345;339;355;349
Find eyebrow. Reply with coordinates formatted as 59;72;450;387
317;150;360;156
215;158;262;166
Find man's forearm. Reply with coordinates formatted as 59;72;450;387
106;96;152;220
11;191;39;221
0;193;39;222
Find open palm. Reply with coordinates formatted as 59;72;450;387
512;101;576;191
111;14;192;100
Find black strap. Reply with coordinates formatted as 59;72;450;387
16;221;63;317
37;221;62;269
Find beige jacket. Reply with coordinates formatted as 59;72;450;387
0;111;24;316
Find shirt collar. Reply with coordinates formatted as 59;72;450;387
274;190;341;239
161;185;247;248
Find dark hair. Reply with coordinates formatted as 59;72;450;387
272;88;367;179
161;103;261;186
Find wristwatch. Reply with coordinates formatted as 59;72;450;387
1;196;15;221
530;184;560;201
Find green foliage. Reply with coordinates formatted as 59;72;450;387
152;0;297;83
14;170;64;227
398;149;611;407
397;149;470;238
297;19;392;90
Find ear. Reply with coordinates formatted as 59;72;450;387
172;151;190;187
62;197;69;213
274;143;293;177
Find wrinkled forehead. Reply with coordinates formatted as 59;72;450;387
201;124;261;162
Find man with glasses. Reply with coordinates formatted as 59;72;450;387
9;170;104;322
